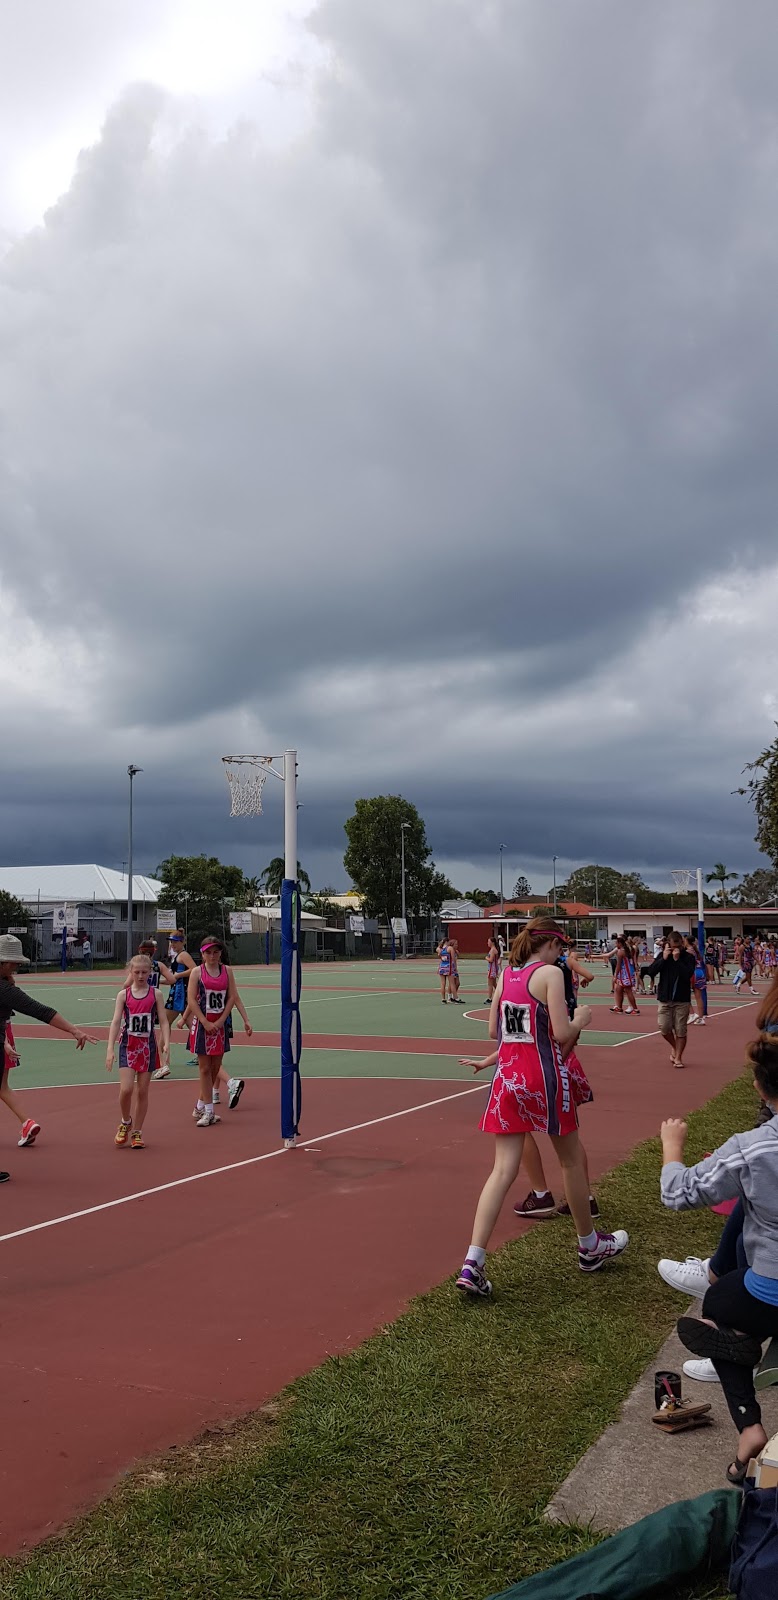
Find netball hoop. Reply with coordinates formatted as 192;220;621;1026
221;750;301;1148
671;869;693;894
670;868;705;960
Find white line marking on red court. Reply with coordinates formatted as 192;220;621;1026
613;999;756;1046
0;1085;484;1244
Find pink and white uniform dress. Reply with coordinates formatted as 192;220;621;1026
190;964;231;1057
480;960;582;1137
118;984;158;1074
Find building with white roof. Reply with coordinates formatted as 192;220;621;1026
0;865;164;960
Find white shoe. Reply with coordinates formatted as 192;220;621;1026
683;1358;719;1383
196;1108;220;1127
213;1091;221;1105
657;1256;711;1297
699;1017;706;1026
151;1065;170;1079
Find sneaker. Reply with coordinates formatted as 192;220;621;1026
228;1076;245;1109
513;1190;557;1219
683;1358;719;1383
455;1259;493;1297
688;1014;698;1024
18;1118;41;1148
0;1171;9;1183
130;1130;144;1149
115;1121;131;1146
213;1091;221;1106
657;1256;711;1297
196;1108;220;1127
557;1196;600;1219
578;1229;629;1272
193;1103;202;1120
151;1065;170;1080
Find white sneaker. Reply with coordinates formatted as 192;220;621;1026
683;1358;719;1383
196;1108;220;1127
213;1091;221;1106
151;1065;170;1079
657;1256;711;1297
688;1014;698;1024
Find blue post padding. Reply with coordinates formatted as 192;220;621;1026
281;879;302;1140
61;927;68;972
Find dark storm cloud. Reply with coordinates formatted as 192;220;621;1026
1;0;777;889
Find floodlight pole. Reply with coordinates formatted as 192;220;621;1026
400;822;410;956
696;867;705;964
499;844;507;916
284;750;297;882
553;856;558;917
127;765;142;964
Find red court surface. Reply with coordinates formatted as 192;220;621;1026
0;1005;755;1555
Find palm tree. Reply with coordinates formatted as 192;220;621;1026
706;863;739;906
258;858;311;897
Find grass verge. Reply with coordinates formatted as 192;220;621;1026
1;1076;753;1600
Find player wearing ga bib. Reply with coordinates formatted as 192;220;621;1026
481;961;579;1137
190;963;231;1057
118;984;158;1074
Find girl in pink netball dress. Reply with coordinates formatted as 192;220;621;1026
106;953;170;1147
456;918;628;1296
186;937;249;1127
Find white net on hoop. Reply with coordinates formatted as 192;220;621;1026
671;869;693;893
222;756;271;818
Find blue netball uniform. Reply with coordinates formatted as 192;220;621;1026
438;944;452;977
167;958;189;1014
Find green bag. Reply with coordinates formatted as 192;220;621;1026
488;1488;740;1599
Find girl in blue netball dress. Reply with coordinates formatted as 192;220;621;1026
437;938;452;1004
163;931;196;1060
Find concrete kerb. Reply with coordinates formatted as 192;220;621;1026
546;1307;778;1534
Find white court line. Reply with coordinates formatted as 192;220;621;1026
613;999;756;1047
0;1085;484;1245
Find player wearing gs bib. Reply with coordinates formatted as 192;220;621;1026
456;919;628;1297
106;954;170;1148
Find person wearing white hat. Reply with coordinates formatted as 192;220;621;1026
0;934;98;1163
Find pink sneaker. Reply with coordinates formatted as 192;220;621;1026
18;1118;41;1148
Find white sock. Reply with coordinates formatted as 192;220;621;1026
203;1103;213;1114
578;1230;598;1252
197;1099;205;1111
467;1245;486;1267
534;1189;549;1198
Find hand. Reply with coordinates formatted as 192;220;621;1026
573;1004;592;1030
204;1019;218;1034
74;1029;98;1050
244;1021;253;1038
580;975;593;988
105;1052;114;1073
661;1118;687;1158
459;1056;491;1074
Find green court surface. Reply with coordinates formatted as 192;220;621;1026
9;961;751;1091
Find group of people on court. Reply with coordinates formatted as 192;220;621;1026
0;929;253;1178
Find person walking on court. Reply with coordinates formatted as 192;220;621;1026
106;951;170;1148
485;936;501;1004
455;918;628;1296
0;934;98;1163
436;938;452;1004
163;931;196;1058
187;937;247;1126
645;934;696;1067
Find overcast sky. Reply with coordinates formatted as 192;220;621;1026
1;0;777;898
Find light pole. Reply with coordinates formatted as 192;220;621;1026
127;765;142;963
499;843;507;916
594;865;599;910
553;855;558;917
181;890;190;946
400;822;410;956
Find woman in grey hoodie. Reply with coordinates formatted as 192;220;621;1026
660;1033;778;1483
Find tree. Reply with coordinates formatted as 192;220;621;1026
555;865;650;908
303;894;339;920
343;795;452;918
512;875;532;899
469;887;500;908
0;891;34;958
738;866;778;906
736;727;778;869
258;859;311;898
705;863;739;906
156;855;251;947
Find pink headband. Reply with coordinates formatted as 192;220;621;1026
200;940;218;952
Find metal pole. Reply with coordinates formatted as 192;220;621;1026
284;750;297;882
553;856;558;916
499;844;506;916
400;822;408;957
595;865;599;910
127;765;141;964
696;867;705;963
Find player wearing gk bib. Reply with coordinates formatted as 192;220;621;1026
187;937;245;1127
456;918;628;1296
106;954;170;1148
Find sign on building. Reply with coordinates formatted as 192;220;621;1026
349;915;365;933
156;909;178;933
229;911;253;934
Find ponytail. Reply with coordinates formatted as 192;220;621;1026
755;974;778;1033
747;1033;778;1103
509;916;568;968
